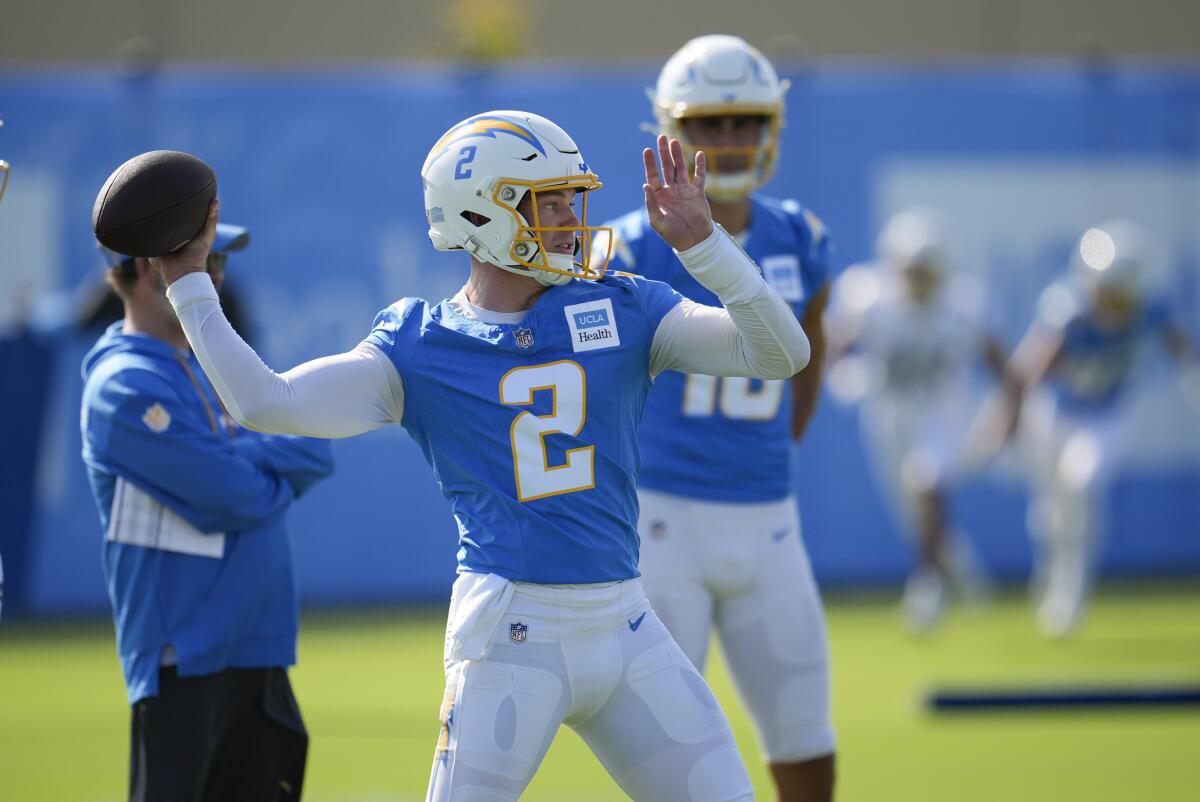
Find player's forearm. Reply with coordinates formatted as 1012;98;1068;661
166;273;401;437
677;224;766;305
791;337;824;439
234;435;335;498
791;287;829;439
1164;323;1196;362
671;227;811;377
650;297;810;379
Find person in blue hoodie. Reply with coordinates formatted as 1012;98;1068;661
81;223;334;802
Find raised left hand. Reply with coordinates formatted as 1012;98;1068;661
643;135;714;252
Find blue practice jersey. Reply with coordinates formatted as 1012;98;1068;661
366;274;682;584
605;195;834;502
1039;282;1171;411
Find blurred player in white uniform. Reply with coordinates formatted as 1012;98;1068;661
602;36;836;802
826;209;1006;631
156;109;813;800
983;220;1197;637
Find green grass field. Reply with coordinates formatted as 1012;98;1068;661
2;586;1198;801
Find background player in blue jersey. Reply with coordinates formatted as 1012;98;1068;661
153;111;811;801
982;220;1198;637
599;36;836;802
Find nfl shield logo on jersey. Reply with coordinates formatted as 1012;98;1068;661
509;621;528;643
514;327;535;348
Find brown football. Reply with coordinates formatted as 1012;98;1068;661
92;150;216;258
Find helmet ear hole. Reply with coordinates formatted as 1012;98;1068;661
461;210;492;227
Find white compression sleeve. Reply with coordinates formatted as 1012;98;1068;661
648;226;811;379
166;272;404;437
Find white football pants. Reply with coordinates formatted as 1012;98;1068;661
426;574;754;801
636;490;835;764
861;390;973;530
1021;391;1123;632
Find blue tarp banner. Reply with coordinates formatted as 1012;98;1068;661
1;63;1197;615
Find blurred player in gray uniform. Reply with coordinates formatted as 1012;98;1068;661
827;209;1006;630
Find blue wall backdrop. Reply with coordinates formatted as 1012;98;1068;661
1;63;1198;616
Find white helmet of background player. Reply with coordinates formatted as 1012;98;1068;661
877;208;950;303
877;208;949;278
652;35;789;201
1071;219;1152;298
422;110;611;286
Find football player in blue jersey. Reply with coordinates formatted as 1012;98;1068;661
153;110;811;801
598;36;836;802
983;220;1197;637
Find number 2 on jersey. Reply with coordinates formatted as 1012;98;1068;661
682;374;785;420
500;361;595;502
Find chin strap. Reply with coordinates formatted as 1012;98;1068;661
705;171;758;202
531;252;576;286
531;265;574;286
494;258;575;286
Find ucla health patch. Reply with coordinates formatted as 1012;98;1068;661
564;298;620;352
760;254;804;302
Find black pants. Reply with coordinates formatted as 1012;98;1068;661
129;666;308;802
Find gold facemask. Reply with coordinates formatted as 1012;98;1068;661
661;105;783;201
492;173;613;282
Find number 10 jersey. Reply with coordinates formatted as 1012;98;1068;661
605;196;834;503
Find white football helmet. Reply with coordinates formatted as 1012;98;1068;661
877;208;949;277
1071;219;1152;297
421;110;611;286
652;35;789;201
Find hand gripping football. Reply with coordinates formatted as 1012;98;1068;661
92;150;217;258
